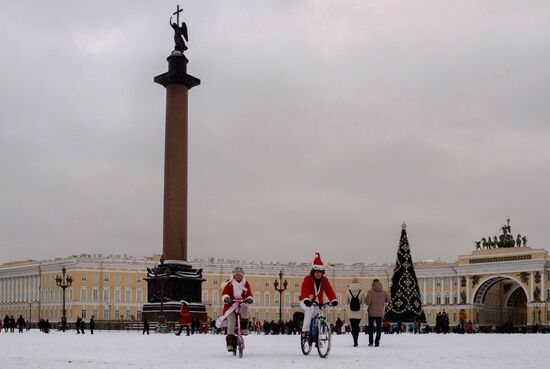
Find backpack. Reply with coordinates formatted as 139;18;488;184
349;289;361;311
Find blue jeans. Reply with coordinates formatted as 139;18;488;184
368;317;382;345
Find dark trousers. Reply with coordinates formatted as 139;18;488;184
368;317;382;345
350;319;361;345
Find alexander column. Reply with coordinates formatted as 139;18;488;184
143;5;206;324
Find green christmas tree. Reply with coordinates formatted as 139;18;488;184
384;223;426;322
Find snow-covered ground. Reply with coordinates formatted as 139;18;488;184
1;330;549;369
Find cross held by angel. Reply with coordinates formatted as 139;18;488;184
171;5;188;52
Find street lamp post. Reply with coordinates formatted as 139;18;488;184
273;269;288;322
152;255;170;326
55;266;73;324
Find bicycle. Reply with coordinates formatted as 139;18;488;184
232;298;247;358
300;302;332;358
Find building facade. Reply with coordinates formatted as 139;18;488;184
1;247;549;328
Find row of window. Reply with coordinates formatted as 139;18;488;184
79;287;143;303
81;272;143;284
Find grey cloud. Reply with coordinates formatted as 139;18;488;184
1;1;549;265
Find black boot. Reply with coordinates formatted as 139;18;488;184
226;335;236;352
240;319;249;335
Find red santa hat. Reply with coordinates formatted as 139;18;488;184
312;252;325;271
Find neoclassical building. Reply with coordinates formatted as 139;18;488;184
1;246;549;328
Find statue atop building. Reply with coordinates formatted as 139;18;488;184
474;219;528;250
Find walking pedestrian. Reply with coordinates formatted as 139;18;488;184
365;279;389;347
89;316;95;334
142;318;149;335
76;316;82;334
175;301;191;336
346;277;365;347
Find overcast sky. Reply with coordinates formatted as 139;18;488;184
1;1;549;266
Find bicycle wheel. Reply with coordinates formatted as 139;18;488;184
317;320;331;358
237;335;244;358
300;333;312;355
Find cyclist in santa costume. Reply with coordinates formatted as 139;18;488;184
299;252;338;337
216;266;253;352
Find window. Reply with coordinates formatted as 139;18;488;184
114;309;120;319
336;280;341;288
254;279;259;289
427;293;433;305
284;292;290;305
294;280;299;288
436;279;442;287
80;287;87;302
104;273;110;282
294;292;299;303
82;309;87;319
274;293;279;304
92;309;97;318
212;291;219;304
136;274;141;283
213;278;219;286
126;273;132;283
93;272;99;282
136;289;142;303
265;311;270;321
103;287;110;302
115;273;121;283
125;288;132;303
265;280;270;287
444;292;450;304
264;292;270;305
137;311;142;320
436;293;441;305
114;288;121;303
202;291;208;302
92;288;99;302
125;310;131;319
254;292;260;304
81;273;87;281
104;309;110;320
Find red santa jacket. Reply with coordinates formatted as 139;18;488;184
178;306;190;325
221;279;253;314
299;275;337;304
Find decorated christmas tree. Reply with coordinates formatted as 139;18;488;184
384;223;426;322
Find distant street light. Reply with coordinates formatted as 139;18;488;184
55;266;73;324
273;269;288;322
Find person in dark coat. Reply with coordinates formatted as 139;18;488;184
80;319;86;334
142;318;149;335
89;316;95;334
9;316;16;332
76;316;82;334
3;315;9;332
61;316;67;332
16;315;25;333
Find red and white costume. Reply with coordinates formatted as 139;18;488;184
299;275;337;305
299;252;337;332
215;277;253;328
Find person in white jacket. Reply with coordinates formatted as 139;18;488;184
346;277;365;347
